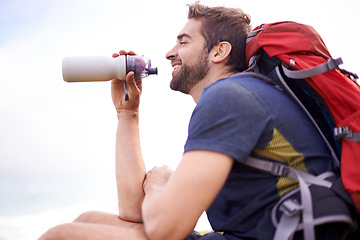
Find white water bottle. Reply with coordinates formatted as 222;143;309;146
62;55;157;82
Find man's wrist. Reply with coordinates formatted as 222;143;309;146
117;109;139;120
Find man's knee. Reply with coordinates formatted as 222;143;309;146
38;223;72;240
73;210;102;223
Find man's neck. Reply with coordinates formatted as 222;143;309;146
190;70;237;103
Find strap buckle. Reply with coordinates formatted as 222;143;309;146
272;162;289;176
334;126;351;140
280;199;303;217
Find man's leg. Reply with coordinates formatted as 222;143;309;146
38;211;148;240
74;211;143;228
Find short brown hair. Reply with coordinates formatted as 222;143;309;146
187;3;251;72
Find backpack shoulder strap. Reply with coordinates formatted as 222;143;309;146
245;156;355;240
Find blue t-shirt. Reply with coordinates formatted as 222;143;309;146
184;74;334;240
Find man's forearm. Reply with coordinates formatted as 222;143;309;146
116;111;146;222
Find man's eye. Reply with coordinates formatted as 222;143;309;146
180;41;187;45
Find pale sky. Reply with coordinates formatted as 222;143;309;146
0;0;359;195
0;0;359;238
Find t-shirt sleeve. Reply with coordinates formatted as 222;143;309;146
184;78;274;163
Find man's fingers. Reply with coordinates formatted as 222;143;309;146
113;50;137;58
126;71;136;90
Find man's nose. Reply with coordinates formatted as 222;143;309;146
165;46;177;60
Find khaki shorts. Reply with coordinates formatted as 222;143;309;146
186;231;227;240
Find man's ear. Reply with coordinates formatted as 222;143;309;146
210;41;232;63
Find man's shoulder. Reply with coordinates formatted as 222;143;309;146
197;73;275;115
203;73;277;101
232;72;273;82
213;72;273;89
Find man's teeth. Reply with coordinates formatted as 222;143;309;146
174;64;180;69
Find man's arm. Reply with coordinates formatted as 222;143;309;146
112;51;145;222
115;110;145;222
142;150;234;240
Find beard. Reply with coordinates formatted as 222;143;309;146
170;51;210;94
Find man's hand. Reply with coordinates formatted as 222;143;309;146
143;166;174;194
141;151;233;240
111;50;143;115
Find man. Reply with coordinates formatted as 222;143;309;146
39;3;352;240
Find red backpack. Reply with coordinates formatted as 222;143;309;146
244;21;360;239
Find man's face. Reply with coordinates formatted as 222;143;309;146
166;19;210;94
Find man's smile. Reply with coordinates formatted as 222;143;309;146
171;62;182;75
